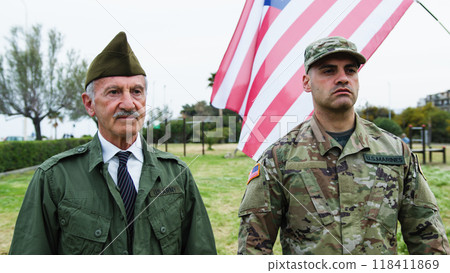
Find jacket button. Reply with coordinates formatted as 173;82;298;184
94;229;102;237
60;218;66;226
122;250;128;255
160;226;166;234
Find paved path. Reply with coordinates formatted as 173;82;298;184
0;166;39;178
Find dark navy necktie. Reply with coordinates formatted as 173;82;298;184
116;151;137;229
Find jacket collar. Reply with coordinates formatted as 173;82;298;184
88;133;104;172
307;114;370;157
88;133;159;173
342;114;371;156
88;133;162;189
135;135;162;199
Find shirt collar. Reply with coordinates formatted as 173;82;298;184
98;131;144;163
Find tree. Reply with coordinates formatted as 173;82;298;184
147;104;173;126
394;103;450;143
394;106;424;131
357;103;394;122
373;117;402;136
207;72;216;88
427;107;450;143
181;101;218;117
47;110;64;139
180;100;242;143
0;25;87;140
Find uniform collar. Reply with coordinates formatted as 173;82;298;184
98;131;144;164
88;132;144;172
343;114;371;156
134;135;162;198
88;134;104;172
307;114;370;157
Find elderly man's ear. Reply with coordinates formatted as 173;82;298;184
82;93;95;117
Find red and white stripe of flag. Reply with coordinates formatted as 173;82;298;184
211;0;413;160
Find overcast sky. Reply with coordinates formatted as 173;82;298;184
0;0;449;139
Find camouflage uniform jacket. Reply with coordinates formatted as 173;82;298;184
238;115;449;255
9;134;216;255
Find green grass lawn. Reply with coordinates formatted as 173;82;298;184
0;143;449;254
0;171;33;254
411;143;449;165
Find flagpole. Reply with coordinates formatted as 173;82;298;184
415;0;450;36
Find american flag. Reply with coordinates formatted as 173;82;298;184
211;0;413;160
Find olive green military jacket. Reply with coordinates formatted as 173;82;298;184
238;115;449;255
9;134;216;255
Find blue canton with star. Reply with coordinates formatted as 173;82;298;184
264;0;291;10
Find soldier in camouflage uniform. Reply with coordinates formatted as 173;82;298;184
238;36;449;255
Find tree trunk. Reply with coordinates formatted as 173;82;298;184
32;118;42;140
219;109;224;144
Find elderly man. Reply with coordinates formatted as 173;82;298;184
237;36;449;255
9;32;216;255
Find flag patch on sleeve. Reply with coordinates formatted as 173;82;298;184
247;163;260;184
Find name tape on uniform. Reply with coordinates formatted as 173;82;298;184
364;154;405;165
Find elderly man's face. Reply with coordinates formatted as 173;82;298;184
83;75;146;145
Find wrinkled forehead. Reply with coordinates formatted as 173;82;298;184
94;75;147;90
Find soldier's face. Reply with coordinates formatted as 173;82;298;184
303;54;359;114
82;75;146;145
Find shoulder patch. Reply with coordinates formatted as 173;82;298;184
364;154;405;165
247;163;260;184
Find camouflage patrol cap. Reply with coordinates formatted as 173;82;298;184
304;36;366;73
85;31;146;89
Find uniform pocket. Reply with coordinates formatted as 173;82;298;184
148;196;183;254
58;200;111;254
284;167;335;241
364;165;401;249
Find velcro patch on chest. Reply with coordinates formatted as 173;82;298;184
247;163;260;185
364;154;405;165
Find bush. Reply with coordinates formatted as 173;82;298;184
0;137;92;172
374;117;403;136
205;127;229;150
142;118;241;144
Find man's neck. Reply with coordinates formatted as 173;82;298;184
314;108;355;133
98;130;138;150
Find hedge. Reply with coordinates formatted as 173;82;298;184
0;137;92;172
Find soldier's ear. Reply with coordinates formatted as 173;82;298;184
82;93;96;117
303;74;312;93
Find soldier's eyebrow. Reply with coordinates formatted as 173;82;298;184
318;64;337;70
345;63;359;69
318;63;358;70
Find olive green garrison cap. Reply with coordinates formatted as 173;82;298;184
85;31;146;89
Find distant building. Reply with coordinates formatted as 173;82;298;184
417;97;427;107
418;90;450;112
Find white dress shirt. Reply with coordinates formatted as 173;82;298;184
98;132;144;191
